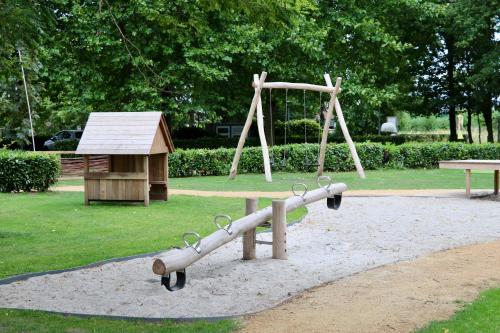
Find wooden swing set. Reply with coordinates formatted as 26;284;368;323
229;72;365;182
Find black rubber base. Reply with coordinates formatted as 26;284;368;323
161;269;186;291
327;194;342;210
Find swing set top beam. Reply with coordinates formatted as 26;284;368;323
252;81;341;94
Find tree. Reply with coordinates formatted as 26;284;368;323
0;0;52;146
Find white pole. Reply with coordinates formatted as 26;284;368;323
18;49;36;151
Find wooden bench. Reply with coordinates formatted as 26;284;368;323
439;160;500;198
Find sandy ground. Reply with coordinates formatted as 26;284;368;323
53;185;485;198
0;196;499;319
241;241;500;333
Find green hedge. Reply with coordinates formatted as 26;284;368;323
173;133;449;149
0;150;60;192
168;142;500;177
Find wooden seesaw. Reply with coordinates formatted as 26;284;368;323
152;176;347;292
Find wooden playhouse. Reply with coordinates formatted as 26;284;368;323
76;112;174;206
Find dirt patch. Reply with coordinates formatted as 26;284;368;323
240;241;500;333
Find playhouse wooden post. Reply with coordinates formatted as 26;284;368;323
254;74;272;183
243;198;258;260
83;155;90;205
272;200;287;260
229;72;267;179
164;153;169;200
324;74;365;179
143;155;150;207
317;76;342;176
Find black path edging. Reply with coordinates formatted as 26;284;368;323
0;250;164;286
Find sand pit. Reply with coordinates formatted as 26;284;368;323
0;196;499;319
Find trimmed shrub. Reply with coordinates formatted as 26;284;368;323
167;142;500;177
0;150;60;192
173;133;449;149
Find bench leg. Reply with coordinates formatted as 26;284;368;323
494;170;499;195
465;169;472;198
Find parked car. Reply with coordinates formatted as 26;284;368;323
43;130;83;150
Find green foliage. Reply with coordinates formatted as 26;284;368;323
398;112;449;132
274;118;322;142
0;150;60;192
168;142;500;177
0;0;497;145
174;133;449;149
387;142;500;169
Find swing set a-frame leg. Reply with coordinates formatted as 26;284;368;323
317;75;341;176
229;72;268;180
318;74;365;179
254;74;272;182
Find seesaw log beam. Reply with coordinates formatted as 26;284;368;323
152;183;347;276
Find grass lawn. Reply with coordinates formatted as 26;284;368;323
0;192;305;279
416;288;500;333
0;309;237;333
57;169;497;192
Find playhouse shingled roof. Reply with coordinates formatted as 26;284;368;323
76;112;174;155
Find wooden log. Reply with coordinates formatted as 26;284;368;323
317;76;341;176
322;74;365;178
243;198;258;260
152;183;347;275
334;97;365;179
229;72;267;179
272;200;287;260
252;82;339;94
254;74;273;183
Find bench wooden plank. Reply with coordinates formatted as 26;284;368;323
439;160;500;170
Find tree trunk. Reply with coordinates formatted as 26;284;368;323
444;34;457;141
481;93;493;143
466;107;473;143
477;113;482;144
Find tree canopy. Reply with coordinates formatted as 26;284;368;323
0;0;498;145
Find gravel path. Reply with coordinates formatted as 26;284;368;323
0;196;499;319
